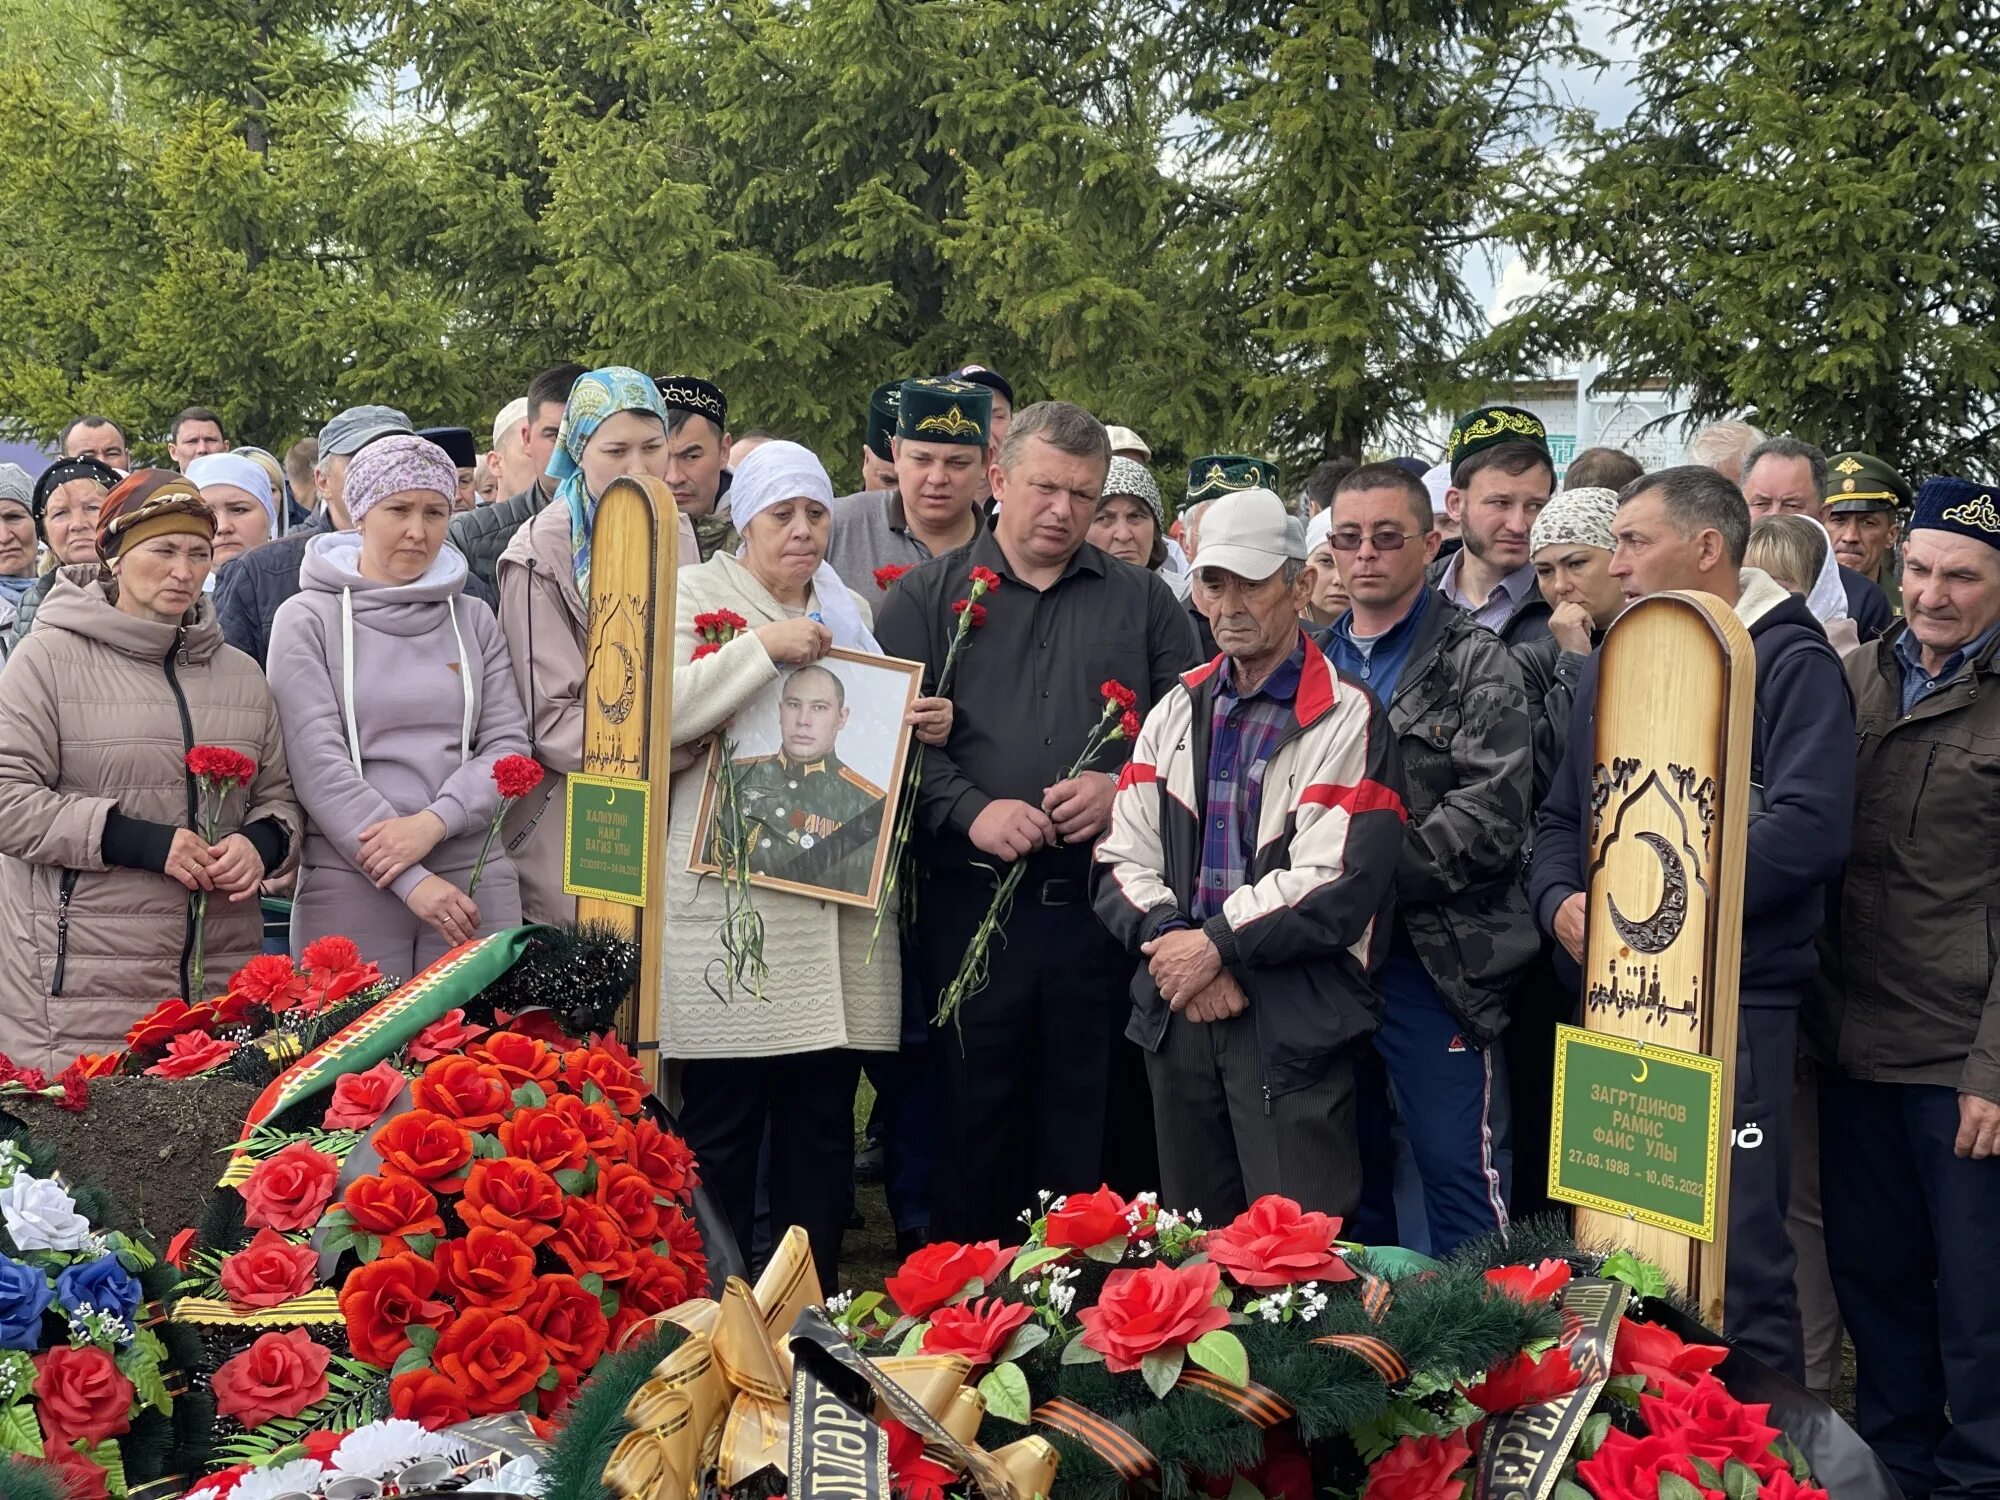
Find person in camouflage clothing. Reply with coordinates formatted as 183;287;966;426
1316;462;1536;1256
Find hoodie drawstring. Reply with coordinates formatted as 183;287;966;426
340;587;473;775
445;595;473;764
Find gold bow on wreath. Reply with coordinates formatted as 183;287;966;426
604;1227;1057;1500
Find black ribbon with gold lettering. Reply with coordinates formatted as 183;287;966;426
1474;1276;1629;1500
790;1357;892;1500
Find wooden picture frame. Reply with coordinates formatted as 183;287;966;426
686;647;922;910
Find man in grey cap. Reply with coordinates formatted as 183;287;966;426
214;403;411;665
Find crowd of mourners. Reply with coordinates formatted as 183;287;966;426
0;372;1990;1500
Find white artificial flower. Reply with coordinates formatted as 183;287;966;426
1187;1208;1203;1224
486;1456;548;1495
1049;1283;1076;1316
0;1175;90;1251
331;1418;456;1478
183;1488;227;1500
233;1459;330;1500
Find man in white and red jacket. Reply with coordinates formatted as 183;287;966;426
1092;488;1407;1222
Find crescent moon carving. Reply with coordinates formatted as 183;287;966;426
1607;831;1688;955
593;641;638;725
1631;1059;1650;1084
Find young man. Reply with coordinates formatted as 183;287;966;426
825;379;990;598
167;407;228;470
656;375;735;560
1430;404;1554;645
448;363;587;602
1530;464;1854;1381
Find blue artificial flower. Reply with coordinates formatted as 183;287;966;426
53;1255;141;1327
0;1254;54;1350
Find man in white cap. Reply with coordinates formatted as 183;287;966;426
1093;486;1406;1219
1105;425;1151;464
487;396;531;502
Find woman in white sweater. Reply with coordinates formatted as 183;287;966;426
663;440;947;1289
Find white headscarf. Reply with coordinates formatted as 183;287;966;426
1305;508;1333;551
1802;515;1850;625
731;440;880;653
185;452;277;531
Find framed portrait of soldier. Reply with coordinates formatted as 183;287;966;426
687;647;922;908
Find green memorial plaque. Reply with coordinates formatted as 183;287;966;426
1549;1024;1723;1242
564;772;651;906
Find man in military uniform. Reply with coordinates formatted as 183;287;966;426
734;664;886;898
1824;450;1913;618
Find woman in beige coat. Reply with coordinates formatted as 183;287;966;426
665;440;950;1288
0;475;300;1070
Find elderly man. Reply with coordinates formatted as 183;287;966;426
487;396;531;500
1093;489;1405;1219
826;379;990;598
1687;418;1766;485
1740;436;1894;641
1816;477;2000;1500
876;401;1198;1240
1531;465;1854;1381
1430;405;1554;645
1824;450;1912;618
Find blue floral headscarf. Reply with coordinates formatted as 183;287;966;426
548;366;670;599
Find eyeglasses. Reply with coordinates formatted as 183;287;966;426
1328;529;1423;552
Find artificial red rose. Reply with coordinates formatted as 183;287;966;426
1045;1185;1132;1252
457;1157;565;1245
124;994;211;1053
431;1307;550;1416
620;1248;700;1317
165;1227;197;1269
1759;1472;1830;1500
338;1252;454;1367
390;1369;473;1430
885;1240;1014;1318
607;1301;654;1353
301;1428;346;1463
656;1205;709;1290
1100;679;1137;711
53;1061;88;1112
300;935;362;973
341;1173;446;1252
885;1418;959;1500
239;1142;340;1231
539;1362;581;1420
1205;1195;1355;1288
1611;1317;1730;1393
409;1007;490;1062
1641;1373;1788;1481
1463;1346;1582;1413
1576;1428;1724;1500
549;1198;635;1281
561;1047;646;1117
625;1118;699;1197
875;564;913;591
499;1107;589;1173
520;1274;610;1369
33;1345;134;1447
371;1109;474;1186
496;1007;576;1046
1483;1258;1573;1304
437;1226;539;1312
187;745;256;786
227;954;308;1013
42;1446;112;1500
144;1030;235;1079
412;1055;512;1131
210;1328;331;1429
322;1059;408;1130
220;1226;319;1308
470;1031;560;1090
923;1297;1032;1369
546;1092;623;1152
1077;1260;1230;1373
493;755;545;801
1200;1425;1313;1500
1364;1431;1473;1500
593;1162;663;1243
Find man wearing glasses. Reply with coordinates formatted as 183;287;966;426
1317;461;1536;1257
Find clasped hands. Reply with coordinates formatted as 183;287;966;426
1140;926;1246;1023
966;772;1117;860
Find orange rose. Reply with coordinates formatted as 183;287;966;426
371;1109;474;1187
549;1198;635;1281
391;1369;472;1429
437;1226;539;1311
546;1093;623;1152
412;1055;513;1132
625;1119;699;1198
431;1307;550;1416
560;1047;646;1117
498;1108;588;1173
340;1173;446;1253
593;1162;662;1243
338;1253;454;1368
456;1158;565;1246
619;1248;700;1317
518;1274;609;1370
471;1032;560;1090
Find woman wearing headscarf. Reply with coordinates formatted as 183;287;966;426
1088;457;1170;573
1514;486;1628;803
664;439;951;1290
186;452;278;570
1746;515;1862;659
0;474;299;1069
6;457;120;651
0;465;37;666
496;367;699;925
1300;508;1352;629
268;435;532;979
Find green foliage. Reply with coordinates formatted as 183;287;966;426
539;1325;686;1500
1484;0;2000;478
211;1356;386;1467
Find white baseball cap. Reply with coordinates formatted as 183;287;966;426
1190;488;1292;581
1105;424;1151;461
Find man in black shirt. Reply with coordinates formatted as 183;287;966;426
876;401;1200;1240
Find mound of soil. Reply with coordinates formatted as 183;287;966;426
7;1076;261;1242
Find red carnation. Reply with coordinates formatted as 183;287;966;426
186;745;257;787
690;643;721;660
951;599;988;627
53;1060;89;1112
300;935;362;974
1077;1260;1230;1373
226;954;309;1013
875;564;913;591
493;755;545;800
1483;1258;1572;1304
1120;709;1142;739
144;1030;236;1079
968;566;1002;594
1100;680;1137;710
713;609;747;631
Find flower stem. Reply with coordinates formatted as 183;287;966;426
467;807;504;897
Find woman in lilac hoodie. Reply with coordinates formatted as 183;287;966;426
267;434;532;978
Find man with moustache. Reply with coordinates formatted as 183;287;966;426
1427;405;1554;646
1823;450;1913;618
1739;436;1894;641
826;379;990;598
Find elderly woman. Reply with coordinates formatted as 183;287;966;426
0;466;36;664
1515;486;1627;803
1301;509;1352;629
1088;457;1170;572
186;452;278;570
0;474;299;1068
497;367;699;925
666;439;950;1289
6;457;119;650
268;435;532;979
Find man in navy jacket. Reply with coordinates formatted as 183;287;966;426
1529;465;1854;1382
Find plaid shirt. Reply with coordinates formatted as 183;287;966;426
1192;643;1303;921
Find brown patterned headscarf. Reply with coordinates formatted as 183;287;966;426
95;469;215;562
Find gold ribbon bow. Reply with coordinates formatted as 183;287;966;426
867;1353;1058;1500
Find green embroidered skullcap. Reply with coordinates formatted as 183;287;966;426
867;381;909;462
1824;451;1913;514
1186;453;1280;504
1446;405;1550;472
896;378;992;448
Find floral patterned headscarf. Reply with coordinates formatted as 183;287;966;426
547;367;669;600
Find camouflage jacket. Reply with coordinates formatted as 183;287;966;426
1378;591;1538;1040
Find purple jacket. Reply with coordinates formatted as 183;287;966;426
267;534;531;901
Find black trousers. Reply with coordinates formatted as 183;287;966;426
1725;999;1803;1382
916;870;1153;1242
1822;1077;2000;1500
679;1049;863;1298
1506;950;1571;1222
